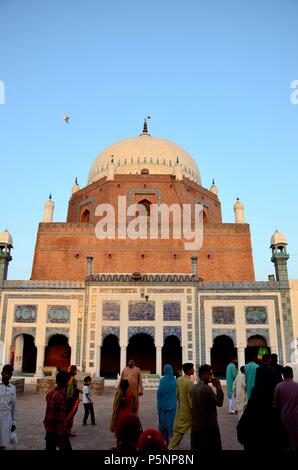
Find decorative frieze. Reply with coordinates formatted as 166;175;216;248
102;326;120;340
212;306;235;324
128;301;155;321
128;327;155;340
102;301;120;320
245;306;268;324
163;326;181;341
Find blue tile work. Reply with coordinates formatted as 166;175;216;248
46;328;70;343
128;327;155;340
102;326;120;340
102;301;120;320
163;302;181;321
212;306;235;324
14;305;37;323
47;305;70;323
212;328;236;344
12;327;36;343
163;326;181;341
128;301;155;321
246;328;270;344
245;306;267;324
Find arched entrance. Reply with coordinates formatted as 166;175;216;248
127;333;156;373
12;334;37;374
211;335;237;379
44;334;71;370
162;335;182;375
100;334;120;379
245;335;270;363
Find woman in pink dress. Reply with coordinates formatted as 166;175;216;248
110;379;137;443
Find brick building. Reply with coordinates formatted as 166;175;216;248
0;122;296;379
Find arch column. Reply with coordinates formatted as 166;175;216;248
120;345;126;372
95;344;101;377
14;335;24;373
237;347;245;367
156;346;162;376
35;344;45;377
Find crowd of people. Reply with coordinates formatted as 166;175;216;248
0;353;297;451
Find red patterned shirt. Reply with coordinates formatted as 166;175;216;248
44;386;67;437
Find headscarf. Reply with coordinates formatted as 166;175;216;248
116;414;143;450
157;364;176;412
137;429;167;451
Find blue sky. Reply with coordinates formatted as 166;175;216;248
0;0;297;280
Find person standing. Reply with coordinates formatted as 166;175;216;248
0;364;16;450
65;365;80;437
274;366;298;450
168;363;194;450
226;357;237;414
191;364;224;451
44;370;72;450
232;366;247;419
270;354;284;384
110;379;137;442
120;359;143;414
255;353;278;400
82;376;95;426
156;364;176;445
244;355;259;400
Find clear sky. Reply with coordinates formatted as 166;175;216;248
0;0;297;281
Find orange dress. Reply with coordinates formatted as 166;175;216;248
110;391;137;437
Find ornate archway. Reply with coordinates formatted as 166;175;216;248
211;335;237;379
162;335;182;376
12;333;37;374
100;334;120;379
245;334;269;363
127;333;156;373
44;334;71;370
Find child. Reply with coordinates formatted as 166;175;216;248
82;376;95;425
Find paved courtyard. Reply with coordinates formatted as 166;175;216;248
10;384;242;450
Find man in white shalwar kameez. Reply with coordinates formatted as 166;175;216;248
232;366;247;419
0;364;16;450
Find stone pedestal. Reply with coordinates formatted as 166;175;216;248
11;378;25;394
36;376;105;395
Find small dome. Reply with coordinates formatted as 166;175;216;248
0;229;13;246
88;132;201;185
270;230;287;247
234;197;244;209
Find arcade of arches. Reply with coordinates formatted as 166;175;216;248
100;333;182;378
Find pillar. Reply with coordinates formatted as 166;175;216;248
120;345;126;372
70;344;76;365
86;256;94;276
156;346;162;376
14;335;24;373
191;255;198;277
95;344;101;377
34;345;45;377
237;347;245;367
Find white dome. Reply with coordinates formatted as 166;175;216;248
270;230;287;247
0;230;13;246
88;132;201;185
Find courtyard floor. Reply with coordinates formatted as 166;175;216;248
9;384;242;450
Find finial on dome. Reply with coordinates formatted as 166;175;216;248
75;177;78;185
212;178;215;185
49;194;52;200
210;179;218;196
142;116;151;134
176;157;179;164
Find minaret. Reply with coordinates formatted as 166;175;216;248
234;197;245;223
270;230;289;281
43;194;54;222
174;157;183;181
107;156;115;181
0;230;13;285
210;179;218;196
71;177;80;194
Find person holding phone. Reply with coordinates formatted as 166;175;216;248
191;364;224;451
